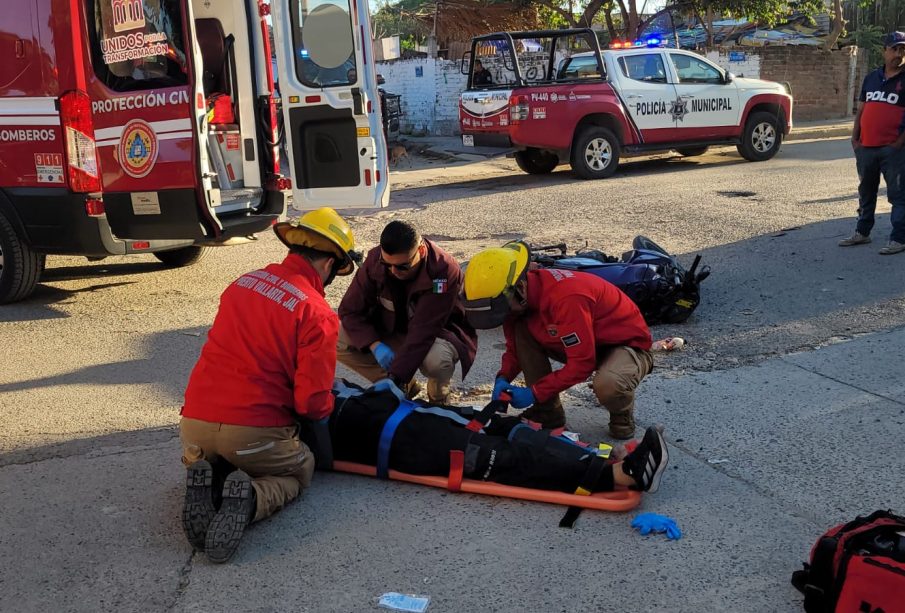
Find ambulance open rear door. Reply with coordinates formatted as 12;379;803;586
271;0;389;211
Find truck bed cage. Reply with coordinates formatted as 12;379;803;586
468;28;605;87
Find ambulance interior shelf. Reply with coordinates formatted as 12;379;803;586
196;17;245;191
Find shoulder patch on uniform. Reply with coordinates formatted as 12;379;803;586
432;278;448;294
561;332;581;348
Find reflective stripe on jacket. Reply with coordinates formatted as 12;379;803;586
181;254;339;427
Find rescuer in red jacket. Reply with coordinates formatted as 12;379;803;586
463;241;653;440
179;207;359;564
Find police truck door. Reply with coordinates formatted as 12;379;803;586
271;0;389;210
612;51;678;144
667;51;741;139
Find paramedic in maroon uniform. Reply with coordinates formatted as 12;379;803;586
839;31;905;255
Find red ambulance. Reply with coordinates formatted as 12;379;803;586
0;0;388;303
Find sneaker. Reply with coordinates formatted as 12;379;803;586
621;426;669;493
608;410;636;440
879;241;905;255
205;470;256;564
838;232;871;247
182;460;216;551
519;403;566;429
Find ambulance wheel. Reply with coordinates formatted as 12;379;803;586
0;212;42;304
154;246;209;268
514;149;559;174
737;112;782;162
675;146;709;157
570;127;620;179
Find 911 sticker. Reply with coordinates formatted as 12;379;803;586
561;332;581;348
35;153;64;184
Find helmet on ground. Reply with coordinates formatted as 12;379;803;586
273;207;360;276
463;241;530;329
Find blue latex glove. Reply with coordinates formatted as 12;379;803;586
504;384;535;409
372;342;395;371
492;376;510;401
370;378;404;401
631;513;682;540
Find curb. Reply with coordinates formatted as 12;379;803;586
786;125;851;142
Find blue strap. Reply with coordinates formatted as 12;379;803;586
376;399;418;479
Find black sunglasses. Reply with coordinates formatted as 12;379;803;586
380;247;421;271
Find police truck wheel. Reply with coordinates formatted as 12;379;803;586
675;146;709;157
0;212;42;304
514;149;559;174
737;112;782;162
154;246;209;268
570;127;620;179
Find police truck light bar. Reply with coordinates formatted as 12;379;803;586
609;38;662;49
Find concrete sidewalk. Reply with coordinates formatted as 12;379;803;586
400;118;853;162
1;326;902;612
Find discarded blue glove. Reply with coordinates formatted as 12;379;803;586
631;513;682;540
370;378;404;401
492;376;510;401
504;384;535;409
373;342;395;371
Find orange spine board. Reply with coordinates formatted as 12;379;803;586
332;461;642;512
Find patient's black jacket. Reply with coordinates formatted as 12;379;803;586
325;389;604;493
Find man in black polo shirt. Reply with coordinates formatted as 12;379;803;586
840;31;905;255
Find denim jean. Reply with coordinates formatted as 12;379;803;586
854;145;905;243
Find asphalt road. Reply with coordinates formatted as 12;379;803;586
1;136;904;612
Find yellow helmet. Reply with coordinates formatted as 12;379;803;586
273;207;360;276
463;241;530;329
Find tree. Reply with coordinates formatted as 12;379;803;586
824;0;845;50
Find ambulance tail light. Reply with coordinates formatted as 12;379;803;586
84;196;105;217
510;95;529;122
59;90;100;193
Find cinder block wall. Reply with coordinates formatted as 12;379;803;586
376;58;467;136
706;46;869;121
758;46;868;120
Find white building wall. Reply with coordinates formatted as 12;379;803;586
376;58;468;136
704;49;762;79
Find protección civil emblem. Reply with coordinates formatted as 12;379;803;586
118;119;158;178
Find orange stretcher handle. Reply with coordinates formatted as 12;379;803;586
332;461;642;512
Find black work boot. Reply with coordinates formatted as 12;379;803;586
519;403;566;429
182;460;216;551
205;470;256;564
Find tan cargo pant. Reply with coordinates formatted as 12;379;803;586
512;318;653;416
336;324;458;402
180;417;315;523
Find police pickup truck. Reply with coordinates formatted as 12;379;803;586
459;29;793;179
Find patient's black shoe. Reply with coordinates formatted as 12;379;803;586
621;427;668;493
